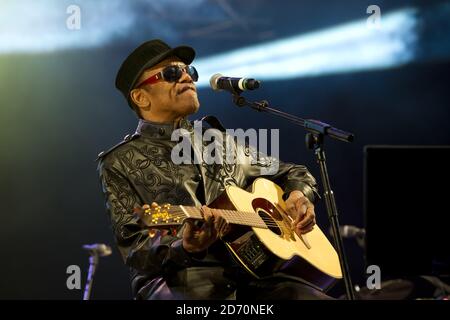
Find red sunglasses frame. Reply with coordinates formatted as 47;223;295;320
136;65;195;88
136;71;165;88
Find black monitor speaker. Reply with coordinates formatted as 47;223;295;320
364;145;450;278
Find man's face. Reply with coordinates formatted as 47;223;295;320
133;57;200;120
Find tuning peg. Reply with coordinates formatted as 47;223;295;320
149;229;157;238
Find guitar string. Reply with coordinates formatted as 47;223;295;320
150;209;288;225
151;207;294;228
143;211;287;228
142;220;286;228
152;210;275;221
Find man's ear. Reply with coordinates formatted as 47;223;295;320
130;88;151;112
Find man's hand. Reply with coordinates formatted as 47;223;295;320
183;205;232;253
285;190;316;235
182;205;218;253
136;203;230;253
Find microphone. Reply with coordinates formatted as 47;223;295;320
209;73;261;94
82;243;111;300
82;243;112;257
329;225;366;249
339;225;365;238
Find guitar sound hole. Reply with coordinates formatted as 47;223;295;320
257;209;282;235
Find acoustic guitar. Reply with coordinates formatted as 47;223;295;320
135;178;342;291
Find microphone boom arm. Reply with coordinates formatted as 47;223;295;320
232;94;354;143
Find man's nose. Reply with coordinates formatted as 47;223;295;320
179;69;194;83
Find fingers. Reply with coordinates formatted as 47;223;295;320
285;191;317;235
297;206;316;228
200;206;218;239
287;195;316;235
184;218;194;232
286;191;308;219
295;206;316;234
202;207;230;238
286;192;302;219
212;210;231;238
298;224;314;234
201;206;215;226
292;197;311;226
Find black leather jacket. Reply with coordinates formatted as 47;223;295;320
97;116;318;296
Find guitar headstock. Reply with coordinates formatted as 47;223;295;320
134;203;185;228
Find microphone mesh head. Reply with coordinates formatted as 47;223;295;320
98;244;112;257
83;243;112;257
209;73;223;91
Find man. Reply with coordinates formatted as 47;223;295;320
97;39;332;300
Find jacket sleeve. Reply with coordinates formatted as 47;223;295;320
97;156;199;276
240;143;320;203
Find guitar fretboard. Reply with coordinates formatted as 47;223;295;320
181;205;268;229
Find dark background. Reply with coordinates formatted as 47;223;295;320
0;0;449;299
365;146;450;277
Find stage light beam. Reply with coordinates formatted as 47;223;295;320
194;8;418;87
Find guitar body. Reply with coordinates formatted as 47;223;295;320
209;178;342;291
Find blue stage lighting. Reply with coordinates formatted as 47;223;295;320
195;8;418;87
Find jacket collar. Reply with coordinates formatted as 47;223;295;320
135;117;193;139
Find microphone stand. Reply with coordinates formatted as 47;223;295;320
232;94;356;300
83;252;99;300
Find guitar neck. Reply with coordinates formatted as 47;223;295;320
179;205;268;229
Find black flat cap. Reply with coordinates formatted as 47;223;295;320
115;39;195;108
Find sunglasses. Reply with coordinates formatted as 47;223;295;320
136;65;199;87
